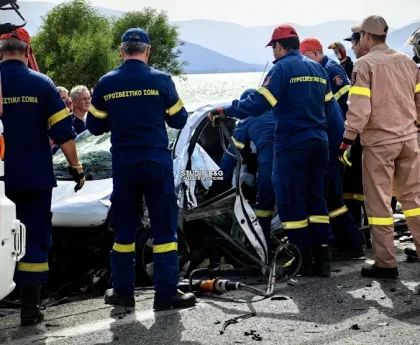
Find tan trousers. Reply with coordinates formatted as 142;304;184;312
363;138;420;268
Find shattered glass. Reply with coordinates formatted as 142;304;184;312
53;128;180;180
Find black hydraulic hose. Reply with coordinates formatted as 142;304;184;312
187;242;301;298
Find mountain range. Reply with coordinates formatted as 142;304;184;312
0;1;418;73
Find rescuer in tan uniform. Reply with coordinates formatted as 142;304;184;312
338;15;420;279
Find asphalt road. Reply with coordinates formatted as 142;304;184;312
1;244;420;345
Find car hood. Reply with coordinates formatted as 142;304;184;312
52;179;112;227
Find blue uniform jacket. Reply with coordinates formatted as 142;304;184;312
0;60;76;190
320;56;350;116
219;111;275;179
223;50;332;153
86;60;188;172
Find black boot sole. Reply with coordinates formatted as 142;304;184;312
104;297;135;308
21;314;44;326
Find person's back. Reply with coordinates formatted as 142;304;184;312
0;28;84;326
348;45;419;146
244;111;275;154
273;52;329;153
209;25;334;277
90;60;185;171
1;62;71;189
323;56;350;115
218;109;275;180
86;28;195;311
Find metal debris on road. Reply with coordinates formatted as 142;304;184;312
244;330;263;341
220;312;256;335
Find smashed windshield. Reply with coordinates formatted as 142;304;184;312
53;128;180;180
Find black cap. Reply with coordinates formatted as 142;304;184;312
344;32;360;41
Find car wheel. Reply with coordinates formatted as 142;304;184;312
136;228;192;286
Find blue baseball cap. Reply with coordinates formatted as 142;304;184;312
344;32;360;42
240;88;256;100
122;28;150;44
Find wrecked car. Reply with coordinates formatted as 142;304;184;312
49;101;302;294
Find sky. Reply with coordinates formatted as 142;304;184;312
22;0;420;28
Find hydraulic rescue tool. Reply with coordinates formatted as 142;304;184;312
174;118;302;299
0;0;28;300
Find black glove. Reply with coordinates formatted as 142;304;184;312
66;164;86;192
338;138;354;167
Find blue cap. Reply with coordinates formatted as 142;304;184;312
240;88;256;100
122;28;150;44
344;32;360;42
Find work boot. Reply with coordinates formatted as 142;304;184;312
297;247;314;277
361;264;399;279
153;290;196;311
404;248;419;259
20;285;44;326
313;244;332;277
104;288;135;308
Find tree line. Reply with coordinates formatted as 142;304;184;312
31;0;187;90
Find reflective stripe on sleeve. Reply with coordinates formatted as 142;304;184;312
325;91;333;102
48;108;70;126
368;217;393;226
166;99;184;116
282;219;309;230
254;209;273;217
88;104;108;119
349;86;371;97
113;242;136;253
153;242;178;253
256;87;278;107
309;215;330;224
17;262;49;272
232;137;245;149
329;205;348;218
343;193;364;201
334;85;351;100
403;208;420;218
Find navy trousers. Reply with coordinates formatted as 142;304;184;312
327;146;362;248
6;188;53;285
110;162;179;301
253;145;276;242
272;138;334;250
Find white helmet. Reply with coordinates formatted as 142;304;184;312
405;28;420;61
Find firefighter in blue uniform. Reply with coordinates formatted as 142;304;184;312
300;39;350;116
0;28;85;326
209;25;335;277
212;88;276;249
86;28;196;310
300;38;365;260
